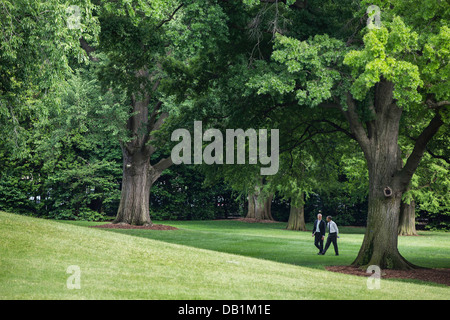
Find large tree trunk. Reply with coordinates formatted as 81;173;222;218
114;147;153;225
351;144;414;269
287;204;306;231
398;199;418;236
77;44;174;226
287;193;306;231
352;191;416;269
246;191;274;220
114;145;172;225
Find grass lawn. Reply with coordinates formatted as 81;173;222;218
1;211;449;299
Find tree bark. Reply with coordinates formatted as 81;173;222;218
246;191;274;220
352;192;417;269
398;199;418;236
247;191;255;218
114;147;153;225
287;201;306;231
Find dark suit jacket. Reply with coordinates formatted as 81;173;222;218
312;220;326;237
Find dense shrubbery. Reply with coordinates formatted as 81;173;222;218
151;165;243;220
0;133;243;221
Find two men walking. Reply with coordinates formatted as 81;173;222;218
312;213;339;256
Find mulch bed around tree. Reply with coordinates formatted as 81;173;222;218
216;218;281;223
91;223;178;230
326;265;450;286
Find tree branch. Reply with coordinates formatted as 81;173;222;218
341;93;371;156
316;119;355;140
426;99;450;109
405;133;450;165
426;147;450;165
79;37;98;62
156;3;184;29
148;101;163;131
153;156;173;172
396;111;445;189
149;157;173;184
144;103;168;146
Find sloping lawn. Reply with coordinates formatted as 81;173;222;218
68;219;450;270
1;212;449;299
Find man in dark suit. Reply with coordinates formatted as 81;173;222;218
312;212;325;254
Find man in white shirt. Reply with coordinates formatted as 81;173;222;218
320;216;339;256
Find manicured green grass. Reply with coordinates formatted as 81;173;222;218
66;219;450;270
1;211;449;299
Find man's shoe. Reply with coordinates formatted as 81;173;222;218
335;254;339;256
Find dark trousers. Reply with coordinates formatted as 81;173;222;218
314;232;324;252
323;233;339;255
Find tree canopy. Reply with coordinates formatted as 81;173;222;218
0;0;448;270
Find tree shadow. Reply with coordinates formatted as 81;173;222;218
92;225;357;270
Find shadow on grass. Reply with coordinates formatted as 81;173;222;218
91;223;359;271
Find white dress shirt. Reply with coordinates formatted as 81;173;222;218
328;220;339;234
315;220;321;233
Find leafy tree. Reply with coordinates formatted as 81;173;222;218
250;1;449;269
0;0;97;155
36;70;124;220
185;0;358;224
78;0;230;225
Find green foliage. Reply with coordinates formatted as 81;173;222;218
97;0;229;98
344;17;423;108
0;70;124;220
0;0;98;154
406;155;450;231
0;161;40;215
420;25;450;102
249;34;347;107
151;164;242;220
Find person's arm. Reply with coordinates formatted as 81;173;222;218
319;220;325;240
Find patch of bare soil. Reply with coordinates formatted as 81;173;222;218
91;223;178;230
326;265;450;286
216;218;281;223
